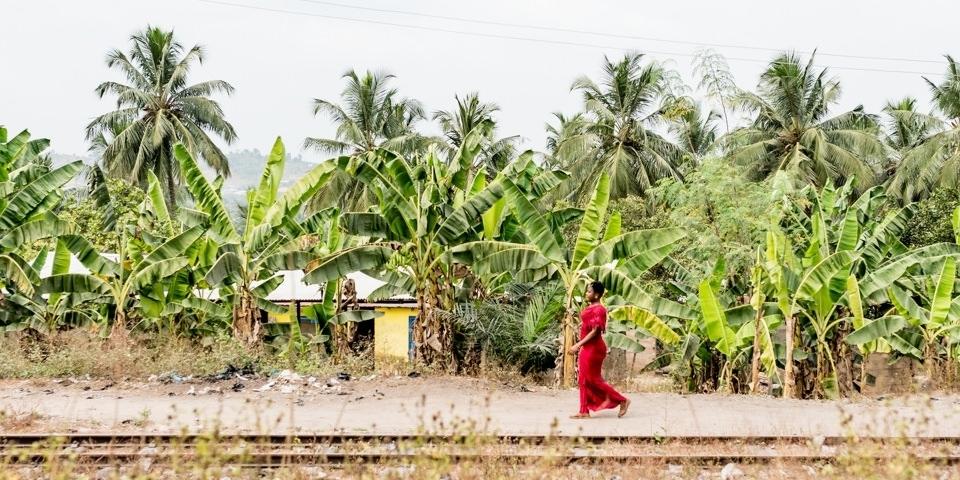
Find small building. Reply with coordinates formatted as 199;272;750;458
268;270;417;363
38;253;416;363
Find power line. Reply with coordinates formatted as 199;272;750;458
289;0;945;66
198;0;944;76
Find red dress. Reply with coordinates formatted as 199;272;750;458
577;303;627;414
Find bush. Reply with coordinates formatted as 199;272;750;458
902;188;960;248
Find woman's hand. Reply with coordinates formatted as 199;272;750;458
567;344;581;354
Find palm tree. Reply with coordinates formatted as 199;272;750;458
879;97;941;182
726;52;883;189
433;93;519;178
889;56;960;201
665;98;721;165
304;70;427;210
86;26;237;210
549;53;686;201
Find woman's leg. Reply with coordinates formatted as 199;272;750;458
571;354;591;418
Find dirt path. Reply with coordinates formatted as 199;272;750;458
2;376;958;437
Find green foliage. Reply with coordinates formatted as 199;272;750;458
633;158;776;283
902;188;960;247
58;177;167;253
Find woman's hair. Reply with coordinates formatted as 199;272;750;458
588;281;605;296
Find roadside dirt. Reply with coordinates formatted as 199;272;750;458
2;374;959;437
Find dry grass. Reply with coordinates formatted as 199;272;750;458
0;331;383;381
0;409;45;432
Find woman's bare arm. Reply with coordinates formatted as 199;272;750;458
569;327;600;353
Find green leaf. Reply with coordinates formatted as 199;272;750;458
40;273;110;295
603;330;646;353
245;137;285;241
143;226;204;265
502;179;565;262
953;205;960;245
145;170;171;225
583;228;685;268
252;275;285;298
132;257;189;290
330;309;384;325
482;198;506;240
262;160;337;226
846;275;865;330
887;333;923;358
571;172;610;269
0;161;82;229
0;214;71;250
589;266;697;320
860;243;960;299
342;213;391;238
260;250;317;272
846;316;907;345
437;179;505;244
0;254;36;295
794;251;854;312
836;208;860;252
205;252;243;287
464;242;553;276
58;235;120;276
929;257;956;327
698;279;737;356
603;212;622;242
303;245;394;284
610;306;680;344
175;144;238;242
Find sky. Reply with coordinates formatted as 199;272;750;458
3;0;957;162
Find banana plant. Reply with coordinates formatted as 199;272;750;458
693;272;781;392
763;180;946;397
0;127;83;305
844;274;904;385
456;171;693;387
178;138;337;345
304;131;534;368
881;257;960;376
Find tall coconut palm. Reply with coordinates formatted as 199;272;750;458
304;70;428;210
889;56;960;201
879;97;942;182
86;26;237;210
433;93;519;178
549;53;686;201
726;53;883;189
665;98;721;165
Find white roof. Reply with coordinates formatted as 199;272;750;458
38;252;118;277
350;271;414;302
37;251;410;303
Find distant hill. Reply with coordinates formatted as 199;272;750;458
50;149;322;208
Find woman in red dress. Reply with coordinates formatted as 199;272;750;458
569;281;630;419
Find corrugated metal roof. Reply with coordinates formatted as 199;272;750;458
36;251;412;303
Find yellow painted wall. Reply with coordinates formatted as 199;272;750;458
374;306;417;362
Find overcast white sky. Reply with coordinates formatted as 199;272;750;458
3;0;957;161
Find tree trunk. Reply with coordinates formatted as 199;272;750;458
749;305;764;394
554;294;577;389
109;308;129;344
924;339;938;380
333;279;356;363
414;274;455;371
783;315;796;399
165;168;177;214
233;288;261;346
834;323;854;396
815;343;827;399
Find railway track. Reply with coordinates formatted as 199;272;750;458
2;433;959;467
